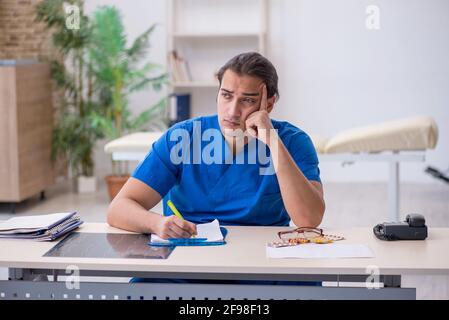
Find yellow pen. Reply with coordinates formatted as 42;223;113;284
167;200;196;238
167;200;184;220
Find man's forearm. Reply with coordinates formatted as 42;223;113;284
269;136;325;227
107;198;163;234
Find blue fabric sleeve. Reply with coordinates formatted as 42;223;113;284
288;132;321;183
132;125;185;197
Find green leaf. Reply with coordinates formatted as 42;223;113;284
127;73;168;93
127;24;157;63
128;97;168;130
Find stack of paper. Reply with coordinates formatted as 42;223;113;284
149;219;226;246
0;212;83;241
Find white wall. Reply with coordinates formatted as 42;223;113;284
86;0;449;183
268;0;449;182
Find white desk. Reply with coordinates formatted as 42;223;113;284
1;224;448;300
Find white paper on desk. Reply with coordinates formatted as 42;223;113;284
266;243;374;259
150;219;223;243
0;212;76;232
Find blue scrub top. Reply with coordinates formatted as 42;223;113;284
132;114;320;226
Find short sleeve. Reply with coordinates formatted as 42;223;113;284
132;129;181;198
288;132;321;183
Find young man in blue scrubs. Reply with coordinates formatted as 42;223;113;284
107;52;325;240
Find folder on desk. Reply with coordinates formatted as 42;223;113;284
0;212;83;241
148;219;227;247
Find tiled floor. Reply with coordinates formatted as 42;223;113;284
1;179;448;299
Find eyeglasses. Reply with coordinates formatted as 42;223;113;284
268;227;345;248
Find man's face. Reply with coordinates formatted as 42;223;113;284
217;69;274;137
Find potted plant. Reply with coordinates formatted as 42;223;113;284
88;6;168;200
36;0;101;193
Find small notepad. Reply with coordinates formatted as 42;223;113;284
149;219;227;246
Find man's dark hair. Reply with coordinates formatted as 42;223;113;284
217;52;279;100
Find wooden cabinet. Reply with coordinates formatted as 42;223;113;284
0;62;55;205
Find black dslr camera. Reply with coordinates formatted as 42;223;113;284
373;214;428;241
